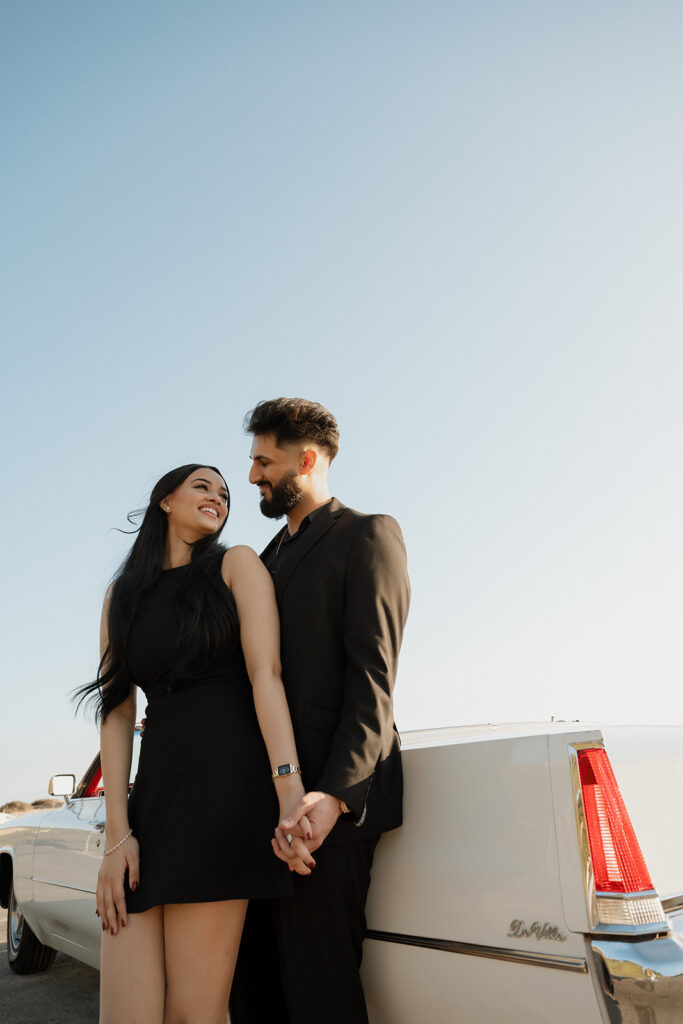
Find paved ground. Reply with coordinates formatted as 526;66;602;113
0;907;99;1024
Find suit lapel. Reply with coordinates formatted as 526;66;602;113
267;498;346;600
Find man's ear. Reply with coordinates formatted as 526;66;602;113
300;448;318;476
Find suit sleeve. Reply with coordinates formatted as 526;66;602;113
315;514;410;820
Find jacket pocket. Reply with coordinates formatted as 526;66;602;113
303;703;340;731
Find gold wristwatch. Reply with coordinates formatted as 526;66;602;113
271;764;302;780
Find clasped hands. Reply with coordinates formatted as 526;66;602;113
272;791;342;875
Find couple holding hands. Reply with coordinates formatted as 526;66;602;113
79;397;410;1024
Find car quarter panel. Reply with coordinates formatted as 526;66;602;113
0;811;53;903
0;811;56;948
31;797;105;960
363;937;604;1024
362;726;601;1022
365;730;579;949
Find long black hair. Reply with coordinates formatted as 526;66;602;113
75;464;239;722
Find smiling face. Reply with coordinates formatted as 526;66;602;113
248;434;305;519
162;467;229;538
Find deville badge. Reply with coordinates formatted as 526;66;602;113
508;920;567;942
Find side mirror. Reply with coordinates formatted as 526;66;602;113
49;774;76;802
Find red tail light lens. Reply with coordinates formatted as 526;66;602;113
577;747;653;894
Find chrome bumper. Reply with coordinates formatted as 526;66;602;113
591;919;683;1023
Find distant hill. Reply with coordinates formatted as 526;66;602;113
0;798;62;818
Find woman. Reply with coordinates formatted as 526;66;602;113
77;464;313;1024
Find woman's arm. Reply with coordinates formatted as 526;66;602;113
96;586;140;934
222;547;314;874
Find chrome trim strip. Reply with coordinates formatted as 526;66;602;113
365;929;587;973
663;893;683;915
595;888;658;900
31;877;95;895
589;921;670;938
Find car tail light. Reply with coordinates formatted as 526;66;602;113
577;747;652;893
575;746;666;932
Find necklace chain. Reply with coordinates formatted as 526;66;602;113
275;528;289;556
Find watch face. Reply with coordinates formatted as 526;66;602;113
277;765;290;776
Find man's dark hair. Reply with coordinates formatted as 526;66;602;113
244;397;340;461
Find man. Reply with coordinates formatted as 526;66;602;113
230;397;410;1024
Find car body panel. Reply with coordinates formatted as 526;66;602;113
32;796;105;959
363;937;605;1024
364;730;583;956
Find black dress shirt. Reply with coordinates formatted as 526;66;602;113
262;501;330;581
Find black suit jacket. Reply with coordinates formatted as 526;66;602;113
262;498;410;843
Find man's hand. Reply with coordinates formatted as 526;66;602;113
273;791;342;865
271;794;315;875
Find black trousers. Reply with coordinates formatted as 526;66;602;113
230;836;379;1024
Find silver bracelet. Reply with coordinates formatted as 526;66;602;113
104;829;133;855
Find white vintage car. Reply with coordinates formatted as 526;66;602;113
2;722;682;1022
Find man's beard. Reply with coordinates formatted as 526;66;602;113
259;472;305;519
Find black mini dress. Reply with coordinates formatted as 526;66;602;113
123;562;291;913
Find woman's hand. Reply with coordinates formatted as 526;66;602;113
96;834;140;935
272;791;315;876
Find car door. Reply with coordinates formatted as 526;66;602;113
31;731;141;960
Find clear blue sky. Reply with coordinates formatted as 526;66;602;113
2;1;682;804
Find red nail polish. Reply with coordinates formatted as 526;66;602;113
307;832;313;840
131;881;138;891
102;922;107;931
307;862;315;869
110;927;115;935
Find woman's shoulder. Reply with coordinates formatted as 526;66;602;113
102;579;117;609
220;545;264;584
222;543;260;564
